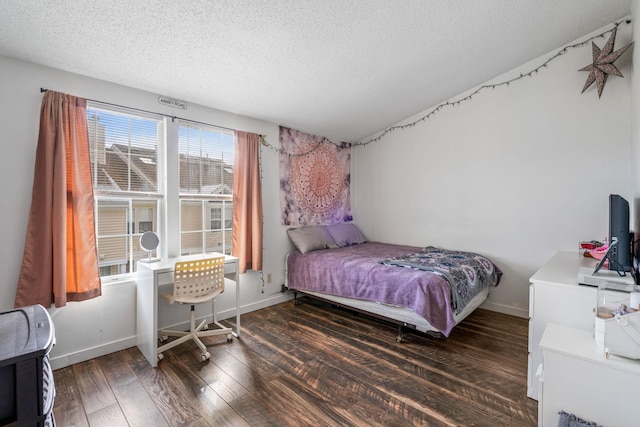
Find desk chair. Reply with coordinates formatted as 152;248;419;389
157;257;233;362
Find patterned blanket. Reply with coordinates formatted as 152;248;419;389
379;246;501;313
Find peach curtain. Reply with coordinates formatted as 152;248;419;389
15;91;101;308
232;131;263;273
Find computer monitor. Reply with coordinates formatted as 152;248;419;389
594;194;631;276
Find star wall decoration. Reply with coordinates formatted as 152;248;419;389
579;26;633;98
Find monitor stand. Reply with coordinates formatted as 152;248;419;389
593;240;626;277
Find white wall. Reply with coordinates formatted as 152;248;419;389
353;22;634;317
0;55;294;368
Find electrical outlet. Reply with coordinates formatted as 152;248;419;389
266;273;272;283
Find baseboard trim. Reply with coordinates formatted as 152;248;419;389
165;292;294;329
480;300;528;318
50;336;137;370
220;292;294;319
50;293;295;370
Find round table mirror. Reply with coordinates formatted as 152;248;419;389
140;231;160;262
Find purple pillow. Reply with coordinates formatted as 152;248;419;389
327;223;367;247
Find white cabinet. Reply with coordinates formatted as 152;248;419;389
528;252;599;400
539;323;640;427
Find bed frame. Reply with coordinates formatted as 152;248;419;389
290;288;489;342
285;252;490;342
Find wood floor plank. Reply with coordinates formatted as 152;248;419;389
161;350;251;427
53;302;537;426
96;350;138;388
125;348;210;426
235;307;493;426
292;299;528;382
51;366;89;427
263;303;511;400
113;380;171;427
98;351;169;427
85;402;129;427
172;343;250;403
228;385;319;427
231;325;419;426
71;359;118;415
269;372;410;427
274;300;536;425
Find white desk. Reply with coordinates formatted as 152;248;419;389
136;253;240;367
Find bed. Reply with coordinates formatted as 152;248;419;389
285;223;501;341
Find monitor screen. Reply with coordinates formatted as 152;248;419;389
608;194;631;273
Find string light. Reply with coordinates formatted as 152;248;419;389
260;19;631;153
261;134;347;156
354;19;632;146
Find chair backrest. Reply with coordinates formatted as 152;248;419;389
172;257;225;304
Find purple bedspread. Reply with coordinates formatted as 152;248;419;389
287;242;461;336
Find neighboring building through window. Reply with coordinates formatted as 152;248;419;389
178;123;234;255
88;105;162;279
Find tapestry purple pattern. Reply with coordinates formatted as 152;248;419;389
280;126;352;225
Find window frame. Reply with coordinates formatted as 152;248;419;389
88;103;165;282
87;103;236;283
177;121;234;256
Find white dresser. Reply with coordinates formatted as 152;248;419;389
528;252;599;400
539;323;640;427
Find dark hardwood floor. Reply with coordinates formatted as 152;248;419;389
53;298;537;426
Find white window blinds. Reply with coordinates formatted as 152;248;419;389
87;105;163;277
178;123;234;255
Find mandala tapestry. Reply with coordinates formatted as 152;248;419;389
280;126;352;225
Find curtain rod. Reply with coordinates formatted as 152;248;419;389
39;87;265;137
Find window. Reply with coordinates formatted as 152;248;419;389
88;106;163;278
210;203;232;230
136;207;154;233
87;105;235;279
179;124;234;255
179;199;232;255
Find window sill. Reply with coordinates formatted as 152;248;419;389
100;276;136;288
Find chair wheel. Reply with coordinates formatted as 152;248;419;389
202;351;210;361
396;336;402;343
160;335;168;343
227;334;233;342
202;323;209;330
158;353;164;361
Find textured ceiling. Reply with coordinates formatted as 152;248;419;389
0;0;632;141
